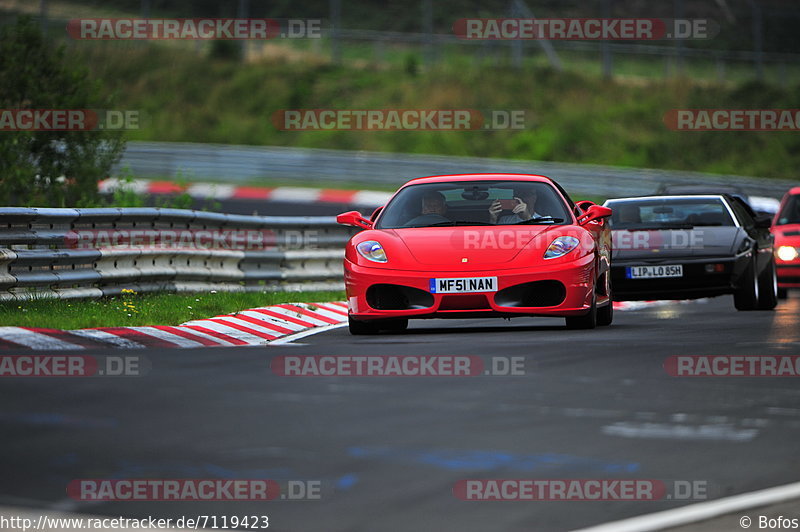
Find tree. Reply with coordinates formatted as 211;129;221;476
0;17;125;207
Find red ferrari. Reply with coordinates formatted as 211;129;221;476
772;186;800;298
336;174;613;334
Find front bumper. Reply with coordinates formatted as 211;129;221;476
344;254;599;320
777;263;800;288
611;256;746;301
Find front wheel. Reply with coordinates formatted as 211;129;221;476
566;297;597;330
734;258;759;311
379;318;409;332
348;316;379;335
348;316;409;335
597;278;613;327
756;258;778;310
597;299;613;326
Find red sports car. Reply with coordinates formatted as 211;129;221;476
336;174;613;334
772;186;800;298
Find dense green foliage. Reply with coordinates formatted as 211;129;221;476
77;43;800;179
58;0;800;54
0;17;125;206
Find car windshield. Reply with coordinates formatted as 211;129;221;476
606;197;735;229
375;180;571;229
776;195;800;225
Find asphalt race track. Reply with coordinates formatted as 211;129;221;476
1;294;799;531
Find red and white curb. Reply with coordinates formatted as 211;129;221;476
0;300;688;351
99;178;392;207
0;301;349;350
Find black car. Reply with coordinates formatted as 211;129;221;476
603;194;777;310
655;183;779;217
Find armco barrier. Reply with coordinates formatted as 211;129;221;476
0;207;357;301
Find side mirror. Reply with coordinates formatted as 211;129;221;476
370;206;384;222
578;205;612;225
337;210;373;229
575;200;596;212
754;215;772;229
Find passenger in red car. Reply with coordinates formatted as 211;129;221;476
489;189;540;224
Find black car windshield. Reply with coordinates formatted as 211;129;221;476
776;195;800;225
375;180;571;229
606;197;736;229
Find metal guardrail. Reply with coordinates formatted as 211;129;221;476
0;208;357;301
116;141;797;200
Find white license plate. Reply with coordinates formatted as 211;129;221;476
626;265;683;279
430;276;498;294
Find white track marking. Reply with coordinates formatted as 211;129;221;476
134;327;206;348
0;328;84;350
602;421;759;442
68;329;145;349
353;190;392;206
186;320;269;343
572;480;800;532
291;303;348;322
236;310;307;331
315;302;349;316
268;187;322;202
266;306;331;326
212;317;283;338
270;322;348;345
169;326;238;346
186;183;237;199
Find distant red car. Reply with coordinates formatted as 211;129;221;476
772;186;800;298
336;174;613;334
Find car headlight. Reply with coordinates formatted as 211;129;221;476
356;240;388;263
777;245;800;261
737;238;754;256
544;236;581;259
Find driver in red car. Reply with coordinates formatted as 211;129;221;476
405;191;450;226
488;188;540;224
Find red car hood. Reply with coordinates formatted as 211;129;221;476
773;223;800;246
390;225;559;267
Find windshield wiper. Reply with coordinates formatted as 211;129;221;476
423;220;495;227
515;216;564;225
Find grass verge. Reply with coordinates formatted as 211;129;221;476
0;290;346;330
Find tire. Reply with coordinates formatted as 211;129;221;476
597;277;613;327
756;258;778;310
380;318;409;332
348;316;408;335
566;296;597;330
734;258;759;311
348;315;380;335
778;287;789;300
